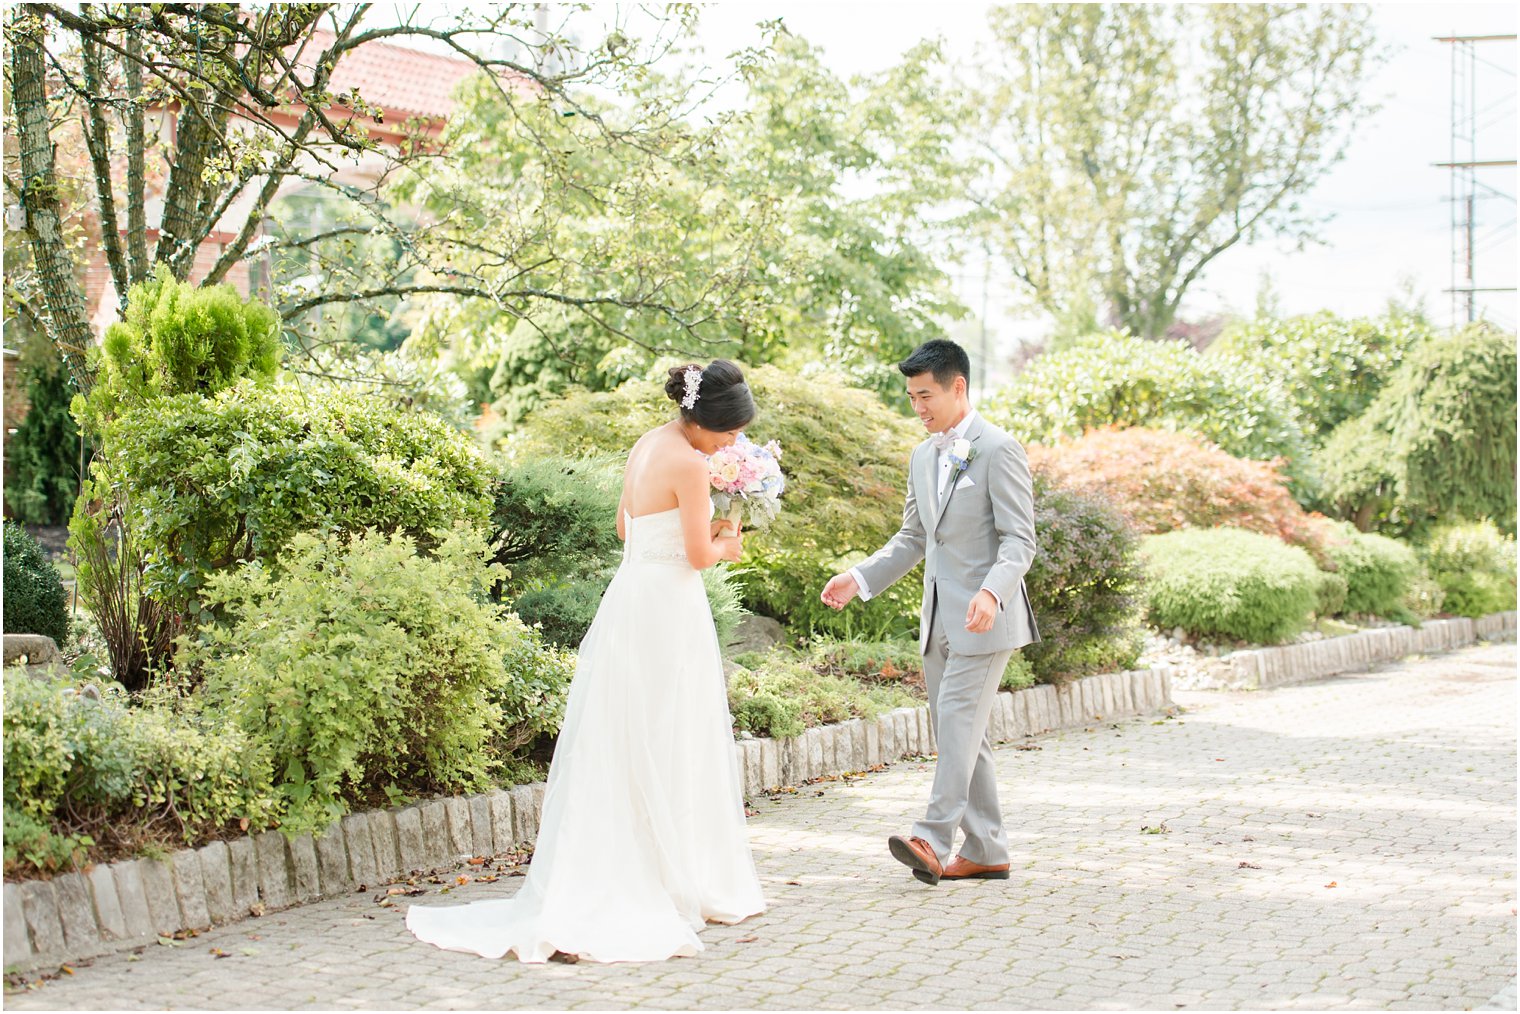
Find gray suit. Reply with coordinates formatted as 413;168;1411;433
854;412;1039;866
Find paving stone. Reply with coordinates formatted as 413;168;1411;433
368;811;404;881
109;860;155;940
288;832;322;902
509;785;537;845
487;791;515;854
51;872;100;954
83;863;126;942
441;797;473;859
759;737;780;790
227;835;260;916
253;831;294;910
19;880;64;957
467;794;493;858
313;825;352;896
416;799;452;869
138;857;182;935
340;813;378;890
5;882;32;962
196;841;237;925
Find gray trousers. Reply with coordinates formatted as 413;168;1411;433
911;602;1013;866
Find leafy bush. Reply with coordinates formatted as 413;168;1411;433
1325;526;1422;619
82;382;494;603
985;330;1309;486
1022;471;1145;682
1320;323;1516;535
186;526;561;834
75;264;281;431
1211;310;1428;441
1141;528;1320;643
1314;570;1349;618
3;521;70;645
1419;520;1518;618
1028;426;1341;565
3;361;90;525
2;677;278;876
510;363;924;639
727;654;918;740
491;455;623;595
70;505;182;692
515;562;747;652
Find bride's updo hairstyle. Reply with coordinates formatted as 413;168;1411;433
664;360;756;431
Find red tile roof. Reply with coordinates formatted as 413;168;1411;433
301;28;498;122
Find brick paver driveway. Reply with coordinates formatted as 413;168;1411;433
7;641;1514;1010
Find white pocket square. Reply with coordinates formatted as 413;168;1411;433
953;476;976;492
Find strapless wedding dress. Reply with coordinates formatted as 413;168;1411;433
405;506;765;963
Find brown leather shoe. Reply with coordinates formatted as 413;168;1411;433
942;855;1011;880
888;835;943;886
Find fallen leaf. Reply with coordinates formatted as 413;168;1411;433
455;875;471;886
1325;881;1338;888
737;936;758;944
209;948;232;959
249;902;265;917
468;857;487;866
549;950;580;964
785;880;802;886
60;965;75;976
238;817;250;832
1238;861;1261;870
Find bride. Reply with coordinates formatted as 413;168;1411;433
406;360;767;963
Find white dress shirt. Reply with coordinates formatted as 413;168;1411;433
848;411;1001;610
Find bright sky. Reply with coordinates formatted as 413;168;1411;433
690;1;1519;343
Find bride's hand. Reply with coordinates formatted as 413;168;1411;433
716;533;744;562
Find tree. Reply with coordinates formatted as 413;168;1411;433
967;4;1379;338
3;3;740;390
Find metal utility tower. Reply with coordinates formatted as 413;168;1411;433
1435;34;1516;326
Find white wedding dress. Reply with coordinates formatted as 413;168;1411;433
406;505;765;963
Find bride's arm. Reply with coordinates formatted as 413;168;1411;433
676;456;739;570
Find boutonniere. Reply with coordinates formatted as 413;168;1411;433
948;438;975;473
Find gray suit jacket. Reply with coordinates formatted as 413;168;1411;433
855;414;1040;656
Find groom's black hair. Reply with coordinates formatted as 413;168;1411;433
898;340;971;390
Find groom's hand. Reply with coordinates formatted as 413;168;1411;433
965;590;998;634
821;572;859;610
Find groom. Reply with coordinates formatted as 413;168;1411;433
822;339;1039;886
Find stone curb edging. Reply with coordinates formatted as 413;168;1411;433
1219;612;1516;690
2;662;1175;974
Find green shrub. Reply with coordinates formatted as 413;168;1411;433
1211;311;1428;441
3;521;70;645
75;264;281;431
491;455;623;595
1023;471;1145;683
489;617;578;756
1419;521;1517;618
1320;323;1516;535
985;330;1309;486
2;677;278;876
514;572;610;649
1000;651;1036;691
82;382;494;603
1326;527;1421;619
727;654;918;740
510;364;924;639
1313;570;1349;618
4;361;90;525
1141;528;1320;643
187;525;555;834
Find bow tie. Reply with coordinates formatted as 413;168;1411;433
931;430;956;452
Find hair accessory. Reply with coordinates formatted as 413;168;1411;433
680;366;703;410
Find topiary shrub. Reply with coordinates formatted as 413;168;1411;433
1325;526;1421;619
1320;323;1516;536
3;520;70;645
984;330;1309;487
74;263;282;432
80;381;494;604
1141;527;1320;643
1419;520;1517;618
4;360;90;525
3;678;279;876
185;525;566;835
1022;471;1145;683
510;363;924;639
1028;426;1341;565
491;454;624;596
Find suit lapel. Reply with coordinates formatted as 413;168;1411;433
931;414;986;534
919;441;940;529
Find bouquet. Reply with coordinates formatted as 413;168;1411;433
708;433;785;533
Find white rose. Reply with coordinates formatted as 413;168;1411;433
951;438;972;461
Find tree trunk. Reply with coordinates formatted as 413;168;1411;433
81;23;130;308
11;5;97;390
124;11;149;287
